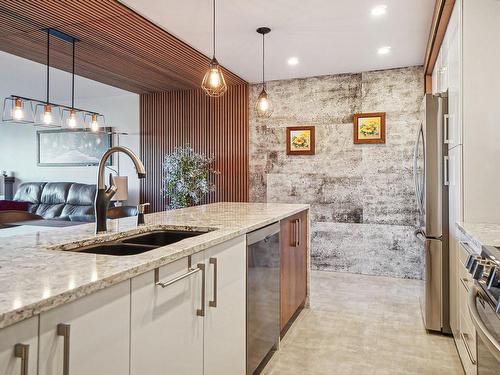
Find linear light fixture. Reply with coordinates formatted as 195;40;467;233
2;28;105;131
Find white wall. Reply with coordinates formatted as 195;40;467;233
0;52;141;205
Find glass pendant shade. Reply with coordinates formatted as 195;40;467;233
202;58;227;97
61;108;84;129
84;113;106;132
34;103;61;128
2;97;35;124
255;88;273;118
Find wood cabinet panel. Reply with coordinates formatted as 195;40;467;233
280;210;308;331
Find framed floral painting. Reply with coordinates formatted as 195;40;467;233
286;126;315;155
353;112;386;144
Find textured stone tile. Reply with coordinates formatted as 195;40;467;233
311;222;423;279
267;174;364;223
250;73;362;127
249;66;425;279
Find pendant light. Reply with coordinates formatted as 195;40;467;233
34;29;61;127
255;27;273;118
201;0;227;97
2;28;106;131
61;36;84;129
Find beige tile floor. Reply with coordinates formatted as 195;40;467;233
262;270;464;375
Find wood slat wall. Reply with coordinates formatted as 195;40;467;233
140;85;249;212
0;0;246;93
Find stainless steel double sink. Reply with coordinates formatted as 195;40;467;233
72;229;208;256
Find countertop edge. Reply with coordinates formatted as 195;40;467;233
0;204;309;330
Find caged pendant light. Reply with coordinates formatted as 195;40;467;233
201;0;227;97
255;27;273;118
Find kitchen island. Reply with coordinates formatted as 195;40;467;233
0;202;309;375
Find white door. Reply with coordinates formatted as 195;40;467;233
0;317;38;375
130;252;205;375
204;236;246;375
38;281;130;375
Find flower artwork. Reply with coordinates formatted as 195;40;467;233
353;113;386;144
286;126;315;155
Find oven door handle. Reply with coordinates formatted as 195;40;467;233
467;281;500;362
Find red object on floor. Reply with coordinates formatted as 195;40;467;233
0;200;29;211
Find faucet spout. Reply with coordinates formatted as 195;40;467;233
95;146;146;234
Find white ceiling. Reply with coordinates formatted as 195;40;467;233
120;0;434;83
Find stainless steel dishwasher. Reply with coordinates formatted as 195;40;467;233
247;222;280;375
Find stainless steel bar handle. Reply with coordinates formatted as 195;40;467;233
443;114;450;144
297;219;301;247
57;323;71;375
459;332;477;365
155;267;200;288
209;258;218;308
196;263;206;317
443;156;450;186
14;343;29;375
468;282;500;362
290;220;296;247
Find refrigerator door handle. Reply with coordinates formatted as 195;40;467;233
443;114;450;144
413;123;425;215
443;156;450;186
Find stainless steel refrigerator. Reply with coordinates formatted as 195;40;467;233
413;93;450;333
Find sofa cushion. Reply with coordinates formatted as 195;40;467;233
40;183;72;204
14;182;46;204
35;203;66;219
67;184;96;206
61;204;94;218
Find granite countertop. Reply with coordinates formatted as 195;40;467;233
0;202;309;329
456;222;500;250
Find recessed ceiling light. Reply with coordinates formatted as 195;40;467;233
371;5;387;16
377;46;391;55
287;57;299;66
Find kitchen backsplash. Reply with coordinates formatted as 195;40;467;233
249;66;424;279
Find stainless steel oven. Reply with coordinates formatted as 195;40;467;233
466;244;500;373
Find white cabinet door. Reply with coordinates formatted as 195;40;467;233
38;281;130;375
204;236;246;375
0;317;38;375
130;252;205;375
448;144;463;337
447;1;462;149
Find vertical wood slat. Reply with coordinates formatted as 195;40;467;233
140;85;249;212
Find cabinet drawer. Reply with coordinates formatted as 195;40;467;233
458;242;475;268
0;317;38;375
458;309;477;374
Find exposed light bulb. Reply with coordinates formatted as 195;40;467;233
43;104;52;124
209;69;221;88
13;99;24;120
68;110;77;128
258;97;269;112
90;114;99;132
255;88;272;118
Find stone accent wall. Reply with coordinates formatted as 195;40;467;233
249;66;424;279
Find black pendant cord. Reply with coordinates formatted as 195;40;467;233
212;0;216;59
262;32;265;89
71;39;75;109
46;29;50;104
